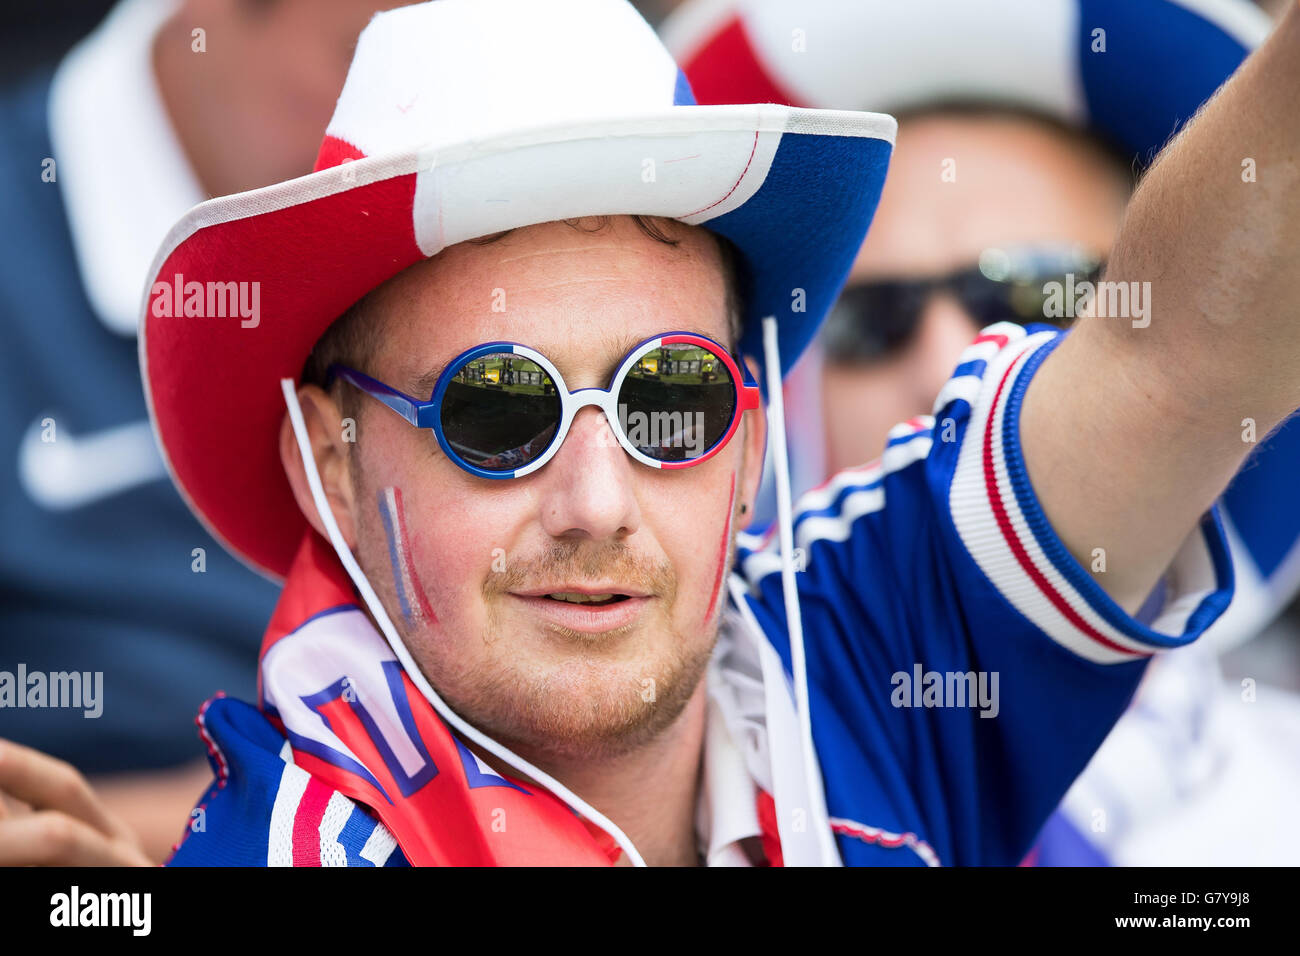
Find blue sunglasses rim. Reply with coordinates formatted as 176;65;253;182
327;331;757;479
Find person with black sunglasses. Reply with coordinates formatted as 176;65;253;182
5;0;1300;875
669;0;1300;866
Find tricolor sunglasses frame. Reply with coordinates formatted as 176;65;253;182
328;331;761;479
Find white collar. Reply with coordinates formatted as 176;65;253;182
696;691;763;866
48;0;201;336
695;610;773;866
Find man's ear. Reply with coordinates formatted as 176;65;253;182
279;384;359;550
738;355;767;528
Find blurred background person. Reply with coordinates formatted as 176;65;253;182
663;0;1300;864
0;0;405;861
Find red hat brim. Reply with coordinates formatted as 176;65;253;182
142;164;424;579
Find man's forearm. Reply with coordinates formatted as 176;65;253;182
1108;1;1300;426
1023;3;1300;612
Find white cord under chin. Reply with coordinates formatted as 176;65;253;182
280;378;647;867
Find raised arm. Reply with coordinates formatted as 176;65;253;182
1022;3;1300;613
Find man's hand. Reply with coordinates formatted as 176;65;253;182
1022;2;1300;613
90;759;215;864
0;739;152;866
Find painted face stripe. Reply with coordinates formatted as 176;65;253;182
391;487;437;624
377;488;414;624
704;472;737;625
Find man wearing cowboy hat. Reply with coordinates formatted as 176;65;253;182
666;0;1300;649
2;0;1299;866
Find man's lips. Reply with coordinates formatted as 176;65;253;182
508;591;652;634
511;585;652;599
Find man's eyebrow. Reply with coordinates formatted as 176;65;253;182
609;327;723;359
409;327;727;397
412;361;450;399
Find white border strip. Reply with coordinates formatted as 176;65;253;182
267;761;311;867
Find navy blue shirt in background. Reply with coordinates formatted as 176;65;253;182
0;70;278;773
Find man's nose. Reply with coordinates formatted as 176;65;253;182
534;405;642;541
910;290;982;405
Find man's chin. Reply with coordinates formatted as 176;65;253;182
446;645;712;765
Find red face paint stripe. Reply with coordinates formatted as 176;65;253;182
391;487;438;626
704;472;737;625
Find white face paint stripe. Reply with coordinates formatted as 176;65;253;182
379;486;427;627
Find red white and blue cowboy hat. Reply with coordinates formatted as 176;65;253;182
662;0;1269;165
139;0;896;580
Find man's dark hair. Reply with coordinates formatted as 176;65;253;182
301;215;744;422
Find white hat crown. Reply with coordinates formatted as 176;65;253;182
326;0;687;162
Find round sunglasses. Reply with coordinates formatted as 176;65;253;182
821;242;1105;363
329;332;760;479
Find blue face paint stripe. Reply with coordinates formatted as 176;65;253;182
377;488;414;624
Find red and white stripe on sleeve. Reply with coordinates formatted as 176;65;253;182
947;324;1225;665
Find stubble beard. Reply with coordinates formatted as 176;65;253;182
454;601;718;766
350;459;726;769
458;540;717;766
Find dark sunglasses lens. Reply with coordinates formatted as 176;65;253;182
821;281;927;362
950;269;1025;325
440;352;560;472
973;247;1105;328
618;343;735;462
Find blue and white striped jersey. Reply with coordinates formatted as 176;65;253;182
730;322;1230;865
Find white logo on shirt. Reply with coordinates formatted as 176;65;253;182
18;416;166;510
